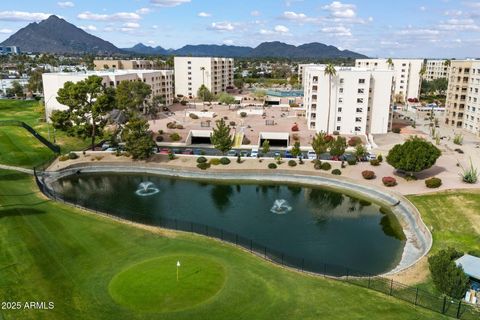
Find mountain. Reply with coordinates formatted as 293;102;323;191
124;41;367;59
122;43;168;55
1;15;122;54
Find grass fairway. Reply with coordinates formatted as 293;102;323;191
0;169;446;320
109;256;226;313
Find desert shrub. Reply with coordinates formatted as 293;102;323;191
156;135;164;142
347;158;357;165
268;163;277;169
425;177;442;188
180;100;187;106
170;133;181;141
377;154;383;162
291;124;299;131
94;156;103;161
348;136;362;147
237;155;242;163
220;157;231;165
196;156;207;164
68;152;78;160
382;176;397;187
176;124;184;129
332;131;340;136
453;134;463;145
59;155;69;161
189;113;199;119
197;162;210;170
288;160;297;167
370;159;380;166
362;170;375;180
168;153;175;160
229;121;236;126
240;112;247;118
313;160;322;170
392;127;401;134
158;129;164;135
460;160;478;184
292;133;300;141
331;169;342;175
321;162;332;170
209;158;221;165
166;122;176;129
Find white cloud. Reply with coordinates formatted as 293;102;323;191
150;0;191;7
223;39;234;45
198;12;212;17
77;11;141;21
0;28;12;34
57;1;74;8
397;28;440;36
210;21;234;31
251;10;261;17
419;6;426;11
282;11;309;21
123;22;140;29
322;1;356;19
274;25;289;33
444;10;463;16
321;25;352;36
259;29;274;35
0;11;51;21
80;25;97;31
136;8;151;15
438;18;479;31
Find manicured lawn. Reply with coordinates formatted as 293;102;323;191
0;169;445;320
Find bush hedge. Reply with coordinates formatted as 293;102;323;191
189;113;199;119
220;157;231;165
170;132;181;141
209;158;221;165
347;159;357;165
196;156;207;164
321;162;332;170
392;127;401;134
313;160;322;170
68;152;79;160
197;162;210;170
382;176;397;187
288;160;297;167
331;169;341;175
268;163;277;169
155;135;164;142
425;177;442;188
370;159;380;166
362;170;375;180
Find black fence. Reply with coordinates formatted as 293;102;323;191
0;120;60;154
33;169;480;319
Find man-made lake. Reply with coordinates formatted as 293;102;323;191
52;172;406;275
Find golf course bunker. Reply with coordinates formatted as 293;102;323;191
109;256;226;313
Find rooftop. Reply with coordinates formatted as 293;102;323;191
455;254;480;280
43;69;173;77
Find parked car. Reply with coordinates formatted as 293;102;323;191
307;151;316;160
250;149;259;158
366;153;376;161
172;148;180;155
240;150;250;157
182;149;193;155
227;150;238;157
274;152;281;158
159;148;171;155
339;153;356;162
193;149;204;155
284;151;293;158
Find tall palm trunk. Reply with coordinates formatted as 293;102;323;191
326;75;332;133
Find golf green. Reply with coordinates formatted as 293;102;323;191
109;255;226;313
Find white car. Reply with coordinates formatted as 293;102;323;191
307;151;316;160
366;153;376;161
250;149;259;158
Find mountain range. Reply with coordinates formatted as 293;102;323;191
1;15;368;59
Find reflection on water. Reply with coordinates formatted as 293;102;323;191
52;173;406;275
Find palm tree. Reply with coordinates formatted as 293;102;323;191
419;65;426;77
324;64;336;133
444;59;451;67
387;58;394;70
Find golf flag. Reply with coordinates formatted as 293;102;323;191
177;260;181;281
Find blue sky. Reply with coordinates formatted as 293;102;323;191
0;0;479;58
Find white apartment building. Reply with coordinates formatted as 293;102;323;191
355;59;423;102
43;69;174;121
298;63;316;88
174;57;233;98
425;59;450;81
445;60;480;135
303;65;394;135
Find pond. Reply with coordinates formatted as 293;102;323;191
51;172;406;275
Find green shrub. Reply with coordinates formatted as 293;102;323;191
377;154;383;162
68;152;79;160
268;163;277;169
209;158;221;165
197;162;210;170
229;121;236;126
58;155;69;161
240;112;247;118
313;160;322;170
156;135;164;142
237;155;242;163
176;124;184;130
453;134;463;145
196;156;207;164
362;170;375;180
321;162;332;170
425;177;442;188
220;157;231;165
460;159;478;184
428;248;469;299
158;129;164;135
288;160;297;167
189;113;199;119
347;158;357;165
168;153;175;160
170;133;181;141
392;127;401;134
370;159;380;166
331;169;341;175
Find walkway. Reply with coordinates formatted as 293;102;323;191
0;164;34;175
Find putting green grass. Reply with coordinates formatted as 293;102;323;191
109;256;226;313
0;169;446;320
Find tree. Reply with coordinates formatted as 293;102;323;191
387;58;394;69
311;132;330;159
428;248;469;299
330;136;346;157
234;78;244;89
354;144;368;159
291;141;301;157
57;75;115;150
122;117;156;160
116;80;152;115
254;90;266;100
7;80;24;98
211;118;233;155
419;65;426;78
197;84;213;102
50;110;72;131
146;95;165;119
28;69;44;94
217;92;236;108
261;140;270;155
386;136;441;176
324;64;336;133
444;59;451;67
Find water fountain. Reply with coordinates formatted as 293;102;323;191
270;199;292;214
135;182;160;197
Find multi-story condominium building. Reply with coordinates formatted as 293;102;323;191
424;59;450;81
43;69;174;121
445;60;480;134
0;46;20;55
174;57;233;98
355;59;423;102
94;59;158;71
303;65;394;134
298;63;316;87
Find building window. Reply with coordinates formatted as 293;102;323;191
340;78;344;84
356;108;363;113
337;117;342;122
355;117;362;122
357;88;364;94
339;97;343;103
339;88;344;93
357;98;364;103
358;79;365;84
355;126;362;132
337;107;342;113
336;126;341;131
